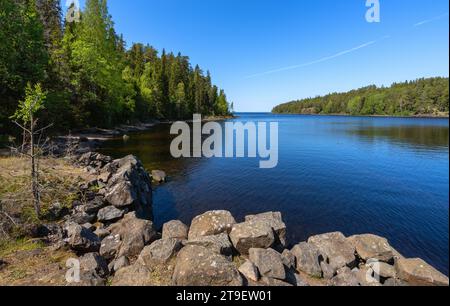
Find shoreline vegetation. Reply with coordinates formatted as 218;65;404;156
272;77;449;118
0;143;448;286
271;112;450;119
1;0;233;137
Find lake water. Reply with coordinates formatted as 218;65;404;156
99;113;449;275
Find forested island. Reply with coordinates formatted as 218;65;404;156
272;78;449;117
0;0;232;135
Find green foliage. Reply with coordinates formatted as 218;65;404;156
1;0;231;134
273;78;449;117
0;0;48;131
0;238;45;258
11;83;47;124
347;96;363;115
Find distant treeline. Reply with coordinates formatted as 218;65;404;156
272;78;449;117
0;0;232;134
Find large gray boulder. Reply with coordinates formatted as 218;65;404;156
260;277;293;287
291;242;322;278
245;212;287;247
249;248;286;281
320;261;335;280
185;233;233;259
354;265;382;286
65;222;100;252
383;278;409;287
138;238;183;267
112;256;130;273
108;212;158;259
367;260;396;279
308;232;356;273
172;245;243;286
286;272;309;287
82;196;106;215
112;263;152;286
105;181;134;208
94;228;110;240
67;212;96;225
79;252;109;279
348;234;399;263
395;258;449;286
281;249;296;269
229;220;275;255
239;260;260;282
188;210;236;239
328;267;360;286
97;206;125;222
162;220;189;240
99;234;122;261
104;155;153;220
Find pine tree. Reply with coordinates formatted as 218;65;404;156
0;0;48;132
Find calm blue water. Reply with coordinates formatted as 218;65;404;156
100;113;449;275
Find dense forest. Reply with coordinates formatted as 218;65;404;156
272;78;449;117
0;0;232;134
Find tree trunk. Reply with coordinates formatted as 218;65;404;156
30;112;40;218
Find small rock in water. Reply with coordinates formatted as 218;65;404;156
151;170;167;183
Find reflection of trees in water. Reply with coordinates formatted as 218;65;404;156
98;124;204;177
347;125;449;150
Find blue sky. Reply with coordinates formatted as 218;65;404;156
64;0;449;112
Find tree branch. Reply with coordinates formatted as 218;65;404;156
13;121;31;134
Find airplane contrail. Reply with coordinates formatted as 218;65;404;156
245;12;448;79
245;40;379;79
414;13;449;27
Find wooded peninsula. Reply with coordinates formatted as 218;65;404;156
0;0;232;135
272;77;449;117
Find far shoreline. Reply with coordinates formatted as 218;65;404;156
269;112;450;120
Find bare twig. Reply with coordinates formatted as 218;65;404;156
13;121;31;135
0;211;18;226
34;123;54;136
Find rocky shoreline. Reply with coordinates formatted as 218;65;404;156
54;115;235;143
2;140;448;286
